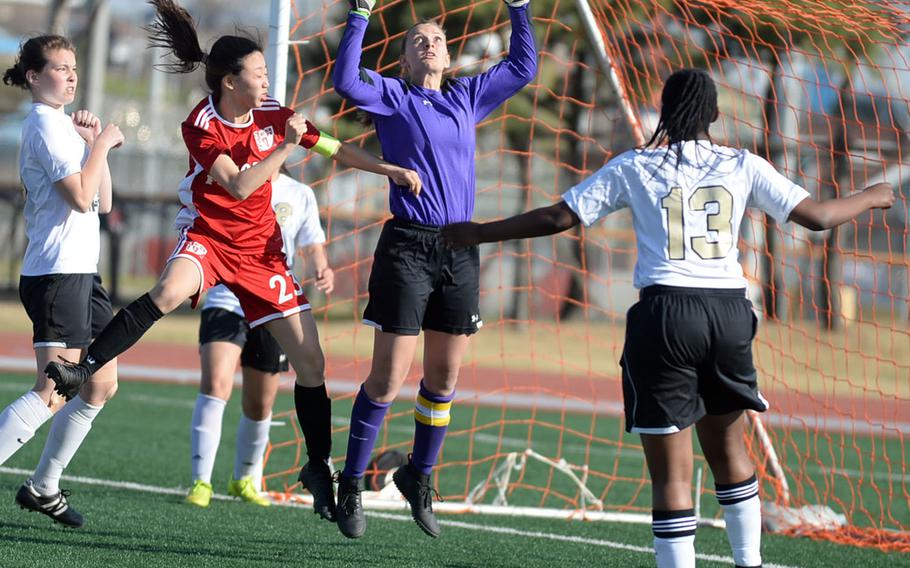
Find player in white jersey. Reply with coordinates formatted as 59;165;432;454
441;69;894;568
0;35;124;528
185;172;334;508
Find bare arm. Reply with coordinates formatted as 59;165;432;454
440;201;580;248
54;124;123;213
71;111;112;214
788;182;894;230
206;115;313;201
333;142;422;196
300;243;334;294
208;144;295;201
98;160;113;214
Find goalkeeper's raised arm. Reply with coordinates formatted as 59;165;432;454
465;0;538;121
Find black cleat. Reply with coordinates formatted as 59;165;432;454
15;482;84;528
393;462;441;538
299;460;336;522
335;473;366;539
44;361;90;401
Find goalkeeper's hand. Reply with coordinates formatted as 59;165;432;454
349;0;375;14
503;0;530;7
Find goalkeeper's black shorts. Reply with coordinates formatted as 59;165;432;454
363;217;482;336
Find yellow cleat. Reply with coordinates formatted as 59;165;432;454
227;476;271;507
185;480;213;508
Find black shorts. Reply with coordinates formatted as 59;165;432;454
363;218;482;336
620;285;768;434
19;273;113;349
199;308;289;374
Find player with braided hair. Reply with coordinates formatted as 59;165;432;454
441;68;894;568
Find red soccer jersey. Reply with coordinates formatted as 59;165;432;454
176;95;322;255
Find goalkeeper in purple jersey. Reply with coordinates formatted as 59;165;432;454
332;0;537;539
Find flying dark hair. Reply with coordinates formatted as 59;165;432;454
2;35;76;90
145;0;262;99
642;68;718;165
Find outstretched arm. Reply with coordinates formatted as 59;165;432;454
788;182;894;230
440;201;580;248
333;142;422;196
470;0;538;120
333;4;405;116
299;243;334;294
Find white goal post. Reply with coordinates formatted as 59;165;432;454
266;0;291;105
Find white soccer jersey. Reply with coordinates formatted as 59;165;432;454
203;173;327;316
19;103;99;276
562;140;810;289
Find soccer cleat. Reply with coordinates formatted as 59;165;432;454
44;360;91;401
227;476;271;507
185;480;213;508
393;462;441;538
298;460;336;522
335;473;366;539
15;481;84;528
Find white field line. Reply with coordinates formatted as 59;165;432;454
369;511;802;568
124;393;196;408
1;354;907;437
0;466;801;568
1;371;907;484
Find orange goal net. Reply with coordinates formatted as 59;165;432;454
263;0;909;552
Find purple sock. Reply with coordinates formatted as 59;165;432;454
342;385;391;479
411;380;455;475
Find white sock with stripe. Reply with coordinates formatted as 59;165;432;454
234;413;271;486
652;508;697;568
31;396;103;496
716;475;762;567
190;394;226;484
0;391;53;466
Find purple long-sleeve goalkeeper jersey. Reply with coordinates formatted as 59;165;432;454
333;7;537;226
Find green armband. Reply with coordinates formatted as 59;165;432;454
311;131;341;158
351;8;370;20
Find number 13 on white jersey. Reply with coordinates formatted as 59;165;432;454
660;185;735;261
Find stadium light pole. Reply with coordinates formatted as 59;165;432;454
266;0;291;105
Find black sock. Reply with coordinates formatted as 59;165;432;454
294;383;332;463
83;293;164;375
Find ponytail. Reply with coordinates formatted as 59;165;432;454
146;0;262;99
146;0;206;74
2;35;75;91
2;62;26;89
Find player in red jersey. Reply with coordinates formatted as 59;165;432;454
45;0;421;523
